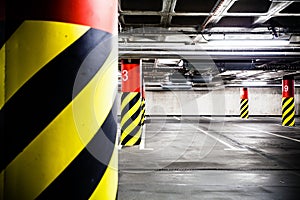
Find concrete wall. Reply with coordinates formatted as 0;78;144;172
117;88;300;116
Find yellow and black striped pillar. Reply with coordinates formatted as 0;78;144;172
141;94;146;126
141;79;146;126
120;59;142;146
0;0;118;199
240;88;249;119
282;76;295;126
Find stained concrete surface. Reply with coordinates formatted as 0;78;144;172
118;117;300;199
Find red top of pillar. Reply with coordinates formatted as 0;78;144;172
240;88;248;99
282;79;294;98
6;0;117;33
121;59;141;93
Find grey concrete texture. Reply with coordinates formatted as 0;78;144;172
118;117;300;200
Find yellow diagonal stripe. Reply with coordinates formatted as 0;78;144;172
89;139;118;200
121;92;138;111
283;114;295;126
0;45;4;109
121;94;141;127
282;97;293;111
241;111;248;119
3;50;117;200
241;103;248;113
4;20;90;106
121;109;142;142
283;103;294;118
125;128;142;146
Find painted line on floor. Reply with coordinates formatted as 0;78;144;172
190;125;246;151
116;128;122;149
234;124;300;143
139;125;153;151
207;130;257;133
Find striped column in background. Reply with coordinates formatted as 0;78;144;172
240;88;249;119
120;59;142;146
282;76;295;126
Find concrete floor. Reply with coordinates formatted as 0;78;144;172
118;117;300;200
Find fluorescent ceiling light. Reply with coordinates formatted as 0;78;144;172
157;59;181;64
208;39;289;47
242;81;267;86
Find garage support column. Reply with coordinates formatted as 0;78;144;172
282;76;295;126
120;59;142;146
1;0;118;199
240;88;249;119
141;79;146;126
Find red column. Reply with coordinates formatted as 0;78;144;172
240;88;249;119
122;59;141;92
1;0;118;199
282;76;295;126
120;59;142;146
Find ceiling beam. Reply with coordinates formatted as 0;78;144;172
254;1;293;24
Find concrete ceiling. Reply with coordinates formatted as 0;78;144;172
118;0;300;88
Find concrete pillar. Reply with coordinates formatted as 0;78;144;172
240;88;249;119
141;80;146;126
120;59;142;146
0;0;118;199
282;76;295;126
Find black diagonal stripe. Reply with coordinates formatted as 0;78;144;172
121;92;139;117
282;106;295;123
141;102;145;109
0;28;112;171
121;93;140;118
282;97;289;107
282;98;294;114
240;103;247;111
37;101;117;199
0;21;6;48
1;19;25;48
133;138;141;146
284;116;295;126
241;110;248;118
121;103;141;134
121;92;129;102
241;110;246;117
121;124;141;145
240;99;248;109
241;104;248;113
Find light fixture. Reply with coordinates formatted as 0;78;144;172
208;39;289;47
160;82;192;90
242;81;268;86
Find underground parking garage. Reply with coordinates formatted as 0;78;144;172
1;0;300;199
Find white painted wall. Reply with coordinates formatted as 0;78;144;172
117;88;300;116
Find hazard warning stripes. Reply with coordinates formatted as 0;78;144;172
1;20;118;199
141;96;146;126
240;99;249;119
120;92;142;146
1;24;111;171
282;97;295;126
3;21;91;105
